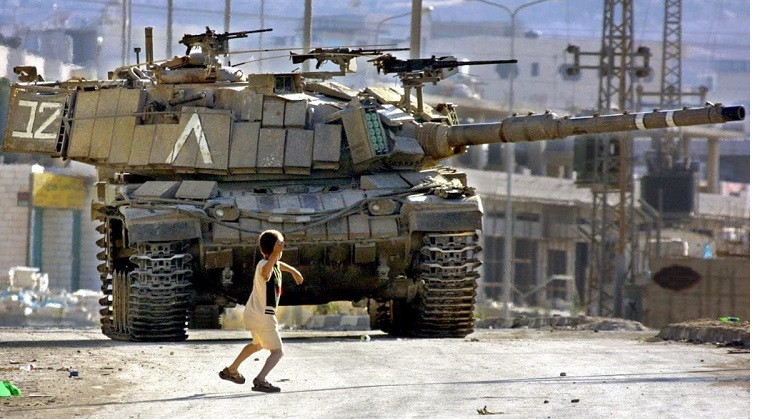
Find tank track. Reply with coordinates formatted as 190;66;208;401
95;217;193;342
126;242;193;341
95;212;131;340
413;232;481;337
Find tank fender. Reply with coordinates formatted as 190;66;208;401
404;195;483;232
120;206;202;244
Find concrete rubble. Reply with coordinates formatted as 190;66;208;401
657;319;750;348
0;266;100;327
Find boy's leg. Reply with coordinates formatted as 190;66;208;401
229;341;262;373
252;326;284;391
255;348;283;382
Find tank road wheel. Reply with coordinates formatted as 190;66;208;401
412;232;481;337
188;305;223;329
126;241;193;341
369;299;406;335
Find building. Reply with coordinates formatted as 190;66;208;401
465;169;749;312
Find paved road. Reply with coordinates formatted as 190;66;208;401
0;328;749;418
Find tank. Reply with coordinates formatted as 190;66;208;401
1;28;744;341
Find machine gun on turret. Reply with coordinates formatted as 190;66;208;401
180;27;273;57
289;47;410;78
370;54;517;115
169;26;273;81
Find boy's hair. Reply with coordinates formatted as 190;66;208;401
258;230;284;257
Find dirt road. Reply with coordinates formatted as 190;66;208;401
0;328;749;418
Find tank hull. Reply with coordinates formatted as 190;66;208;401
95;172;483;340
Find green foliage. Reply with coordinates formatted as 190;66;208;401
314;302;342;315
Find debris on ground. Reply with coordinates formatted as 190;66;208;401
0;381;22;397
477;405;504;415
559;372;566;377
571;399;580;403
476;313;648;332
0;267;101;327
656;319;750;348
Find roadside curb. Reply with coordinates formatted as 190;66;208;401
304;314;370;331
657;322;750;348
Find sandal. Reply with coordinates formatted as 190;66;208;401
219;367;245;384
252;377;281;393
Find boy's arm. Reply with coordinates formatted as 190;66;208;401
260;240;284;281
279;261;304;285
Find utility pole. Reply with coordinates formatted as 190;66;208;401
224;0;231;32
410;0;422;58
224;0;232;65
126;0;132;64
166;0;173;59
566;0;649;317
121;0;127;65
258;0;265;72
303;0;312;72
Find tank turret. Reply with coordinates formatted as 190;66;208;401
1;28;745;341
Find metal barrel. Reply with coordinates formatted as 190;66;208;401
445;104;745;148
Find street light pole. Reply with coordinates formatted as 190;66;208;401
303;0;312;72
374;6;433;52
469;0;554;112
466;0;555;323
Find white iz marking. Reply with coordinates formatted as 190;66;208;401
665;111;677;128
634;113;646;130
165;112;213;164
12;100;62;140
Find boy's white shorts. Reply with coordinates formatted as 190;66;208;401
244;312;282;350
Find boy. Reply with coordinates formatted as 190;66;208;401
219;229;303;393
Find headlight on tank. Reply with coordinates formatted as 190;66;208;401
367;199;400;216
210;205;240;221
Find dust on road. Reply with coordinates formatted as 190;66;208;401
0;328;749;418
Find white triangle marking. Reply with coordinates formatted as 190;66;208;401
165;112;213;164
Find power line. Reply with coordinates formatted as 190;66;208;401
45;0;302;22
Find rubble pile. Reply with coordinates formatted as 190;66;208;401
0;267;100;327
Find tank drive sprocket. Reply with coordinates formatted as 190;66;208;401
370;232;481;337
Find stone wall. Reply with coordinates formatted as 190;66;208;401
642;257;750;329
0;164;32;277
0;164;101;291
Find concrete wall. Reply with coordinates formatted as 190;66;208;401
0;164;32;277
641;257;749;329
40;208;75;290
0;164;101;291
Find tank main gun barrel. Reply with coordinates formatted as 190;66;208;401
417;104;745;158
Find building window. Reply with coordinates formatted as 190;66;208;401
514;239;538;305
496;63;519;79
483;236;506;300
548;249;567;276
531;62;539;77
516;212;540;222
486;143;504;168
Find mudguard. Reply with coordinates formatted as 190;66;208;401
121;206;202;244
